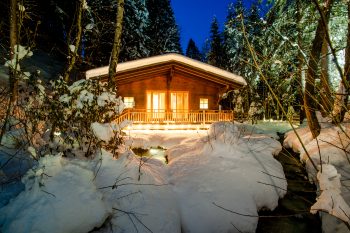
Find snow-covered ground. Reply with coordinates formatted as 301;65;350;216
283;119;350;233
0;121;288;233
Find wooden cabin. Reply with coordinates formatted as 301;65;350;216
86;53;246;127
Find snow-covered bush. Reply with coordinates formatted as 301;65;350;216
47;78;125;157
19;77;125;158
248;101;263;124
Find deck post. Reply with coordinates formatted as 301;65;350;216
203;110;205;125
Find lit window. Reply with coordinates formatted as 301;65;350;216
200;98;208;109
124;97;134;108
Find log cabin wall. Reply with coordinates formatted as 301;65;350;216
117;72;226;111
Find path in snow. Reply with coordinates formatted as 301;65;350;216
256;146;322;233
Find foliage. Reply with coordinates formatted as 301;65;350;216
185;38;202;61
207;16;224;68
18;77;124;158
146;0;182;55
119;0;150;62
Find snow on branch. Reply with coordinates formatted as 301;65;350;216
310;164;350;224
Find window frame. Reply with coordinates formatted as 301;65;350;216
124;96;135;109
199;98;209;109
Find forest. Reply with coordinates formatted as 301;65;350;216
0;0;348;137
0;0;350;233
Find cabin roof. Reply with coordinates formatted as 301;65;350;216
85;53;246;87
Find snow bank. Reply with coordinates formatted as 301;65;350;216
125;129;207;149
284;124;350;179
93;149;181;233
310;164;350;224
1;121;287;233
168;122;286;233
284;123;350;232
0;155;109;233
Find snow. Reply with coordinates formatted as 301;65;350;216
77;89;94;108
283;121;350;232
18;4;25;12
69;44;75;53
167;122;286;233
0;155;109;233
85;53;247;86
85;23;94;30
91;122;115;142
1;122;287;233
94;149;181;233
310;164;350;224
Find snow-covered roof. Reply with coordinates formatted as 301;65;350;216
85;53;246;86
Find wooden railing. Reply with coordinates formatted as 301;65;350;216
116;109;234;124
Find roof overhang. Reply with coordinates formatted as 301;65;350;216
85;53;247;88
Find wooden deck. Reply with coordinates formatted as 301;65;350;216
116;109;234;125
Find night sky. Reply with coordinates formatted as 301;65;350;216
171;0;260;51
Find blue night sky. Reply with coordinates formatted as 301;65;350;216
171;0;258;51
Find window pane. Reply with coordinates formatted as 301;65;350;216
124;97;134;108
200;98;208;109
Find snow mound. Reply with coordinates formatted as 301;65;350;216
0;155;109;233
125;129;206;149
168;122;286;233
94;149;181;233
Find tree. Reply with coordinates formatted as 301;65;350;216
223;0;245;72
185;39;202;61
207;16;224;68
146;0;182;55
83;0;117;67
108;0;125;88
0;0;19;141
304;0;334;138
63;0;84;82
119;0;149;62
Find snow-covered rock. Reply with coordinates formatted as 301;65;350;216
0;155;109;233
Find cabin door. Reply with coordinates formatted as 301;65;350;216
171;92;189;119
147;91;166;118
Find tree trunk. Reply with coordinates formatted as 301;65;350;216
319;37;333;116
296;0;305;124
63;0;84;82
304;0;333;138
9;0;18;102
108;0;125;89
0;0;18;143
333;1;350;123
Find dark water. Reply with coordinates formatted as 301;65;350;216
256;147;322;233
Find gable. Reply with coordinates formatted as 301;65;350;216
85;53;246;88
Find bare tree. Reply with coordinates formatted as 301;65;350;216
319;37;333;115
333;1;350;123
0;0;19;142
63;0;84;82
108;0;125;88
304;0;334;138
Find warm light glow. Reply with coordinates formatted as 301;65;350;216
200;98;208;109
54;131;61;136
149;148;158;155
123;123;211;130
124;97;134;108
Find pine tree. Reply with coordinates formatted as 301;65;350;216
223;0;248;72
185;39;202;61
146;0;182;55
83;0;117;66
207;16;224;68
119;0;149;62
